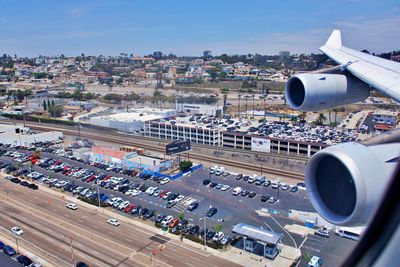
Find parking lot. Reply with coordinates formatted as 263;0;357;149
0;141;357;266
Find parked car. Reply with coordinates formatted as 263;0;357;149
3;245;16;256
281;184;289;191
206;207;218;217
169;218;180;228
291;186;299;192
187;202;199;211
17;255;32;266
220;235;232;245
268;197;278;203
261;195;270;202
248;191;257;198
212;231;224;242
315;226;331;238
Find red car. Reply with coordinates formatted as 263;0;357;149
124;204;136;213
159;190;169;198
85;175;96;183
169;218;179;228
103;175;112;180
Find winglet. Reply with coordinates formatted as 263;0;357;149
325;29;342;48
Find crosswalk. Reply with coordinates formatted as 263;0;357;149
171;194;204;213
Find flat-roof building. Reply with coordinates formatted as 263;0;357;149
90;112;161;133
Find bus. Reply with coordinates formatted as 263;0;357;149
335;227;364;241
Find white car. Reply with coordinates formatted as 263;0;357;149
220;185;230;191
11;226;23;236
145;187;154;194
280;184;289;191
108;197;122;206
66;203;78;210
160;178;170;185
118;201;130;210
125;189;133;195
175;195;185;202
161;215;173;226
131;189;141;196
107;218;120;226
213;232;224;242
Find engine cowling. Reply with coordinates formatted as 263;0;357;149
285;73;370;111
305;142;400;226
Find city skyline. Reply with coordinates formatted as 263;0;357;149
0;0;399;57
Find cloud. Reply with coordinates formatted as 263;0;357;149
173;16;400;55
68;6;95;17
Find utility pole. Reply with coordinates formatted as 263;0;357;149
97;184;101;208
15;237;19;254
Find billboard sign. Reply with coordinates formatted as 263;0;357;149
166;140;191;155
251;137;271;153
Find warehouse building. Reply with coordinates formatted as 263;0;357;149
90;112;161;133
0;124;63;146
175;102;222;116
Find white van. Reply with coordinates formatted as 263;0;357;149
335;227;364;241
232;187;243;196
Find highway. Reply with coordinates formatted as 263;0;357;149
3;120;305;181
0;178;241;267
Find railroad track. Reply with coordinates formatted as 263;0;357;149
3;121;305;180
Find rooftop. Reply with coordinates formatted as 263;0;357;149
232;223;281;245
95;112;161;122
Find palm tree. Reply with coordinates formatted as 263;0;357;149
237;94;242;118
220;87;230;114
259;95;267;121
251;94;255;118
299;112;307;123
214;224;222;233
315;113;327;125
333;108;339;126
328;109;332;125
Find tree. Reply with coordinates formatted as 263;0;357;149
43;99;47;110
214;224;222;233
48;105;64;117
47;99;51;108
299;112;307;123
51;99;55;106
220;87;230;113
179;160;193;172
314;113;327;125
72;89;83;101
103;93;123;103
178;212;185;221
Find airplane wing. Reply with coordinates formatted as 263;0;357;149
319;30;400;102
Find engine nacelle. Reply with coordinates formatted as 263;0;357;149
305;142;400;226
285;73;370;111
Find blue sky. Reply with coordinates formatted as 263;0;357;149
1;0;399;56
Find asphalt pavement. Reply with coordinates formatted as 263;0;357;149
0;149;356;266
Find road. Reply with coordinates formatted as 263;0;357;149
0;178;241;267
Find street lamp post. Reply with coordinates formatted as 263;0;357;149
203;213;207;250
15;237;19;254
97;184;101;208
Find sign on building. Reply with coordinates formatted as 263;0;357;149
166;140;191;155
251;137;271;153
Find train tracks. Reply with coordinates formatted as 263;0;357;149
8;122;305;180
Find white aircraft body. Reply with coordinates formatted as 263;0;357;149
284;30;400;227
285;30;400;111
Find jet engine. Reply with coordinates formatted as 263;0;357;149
285;73;370;111
305;142;400;226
